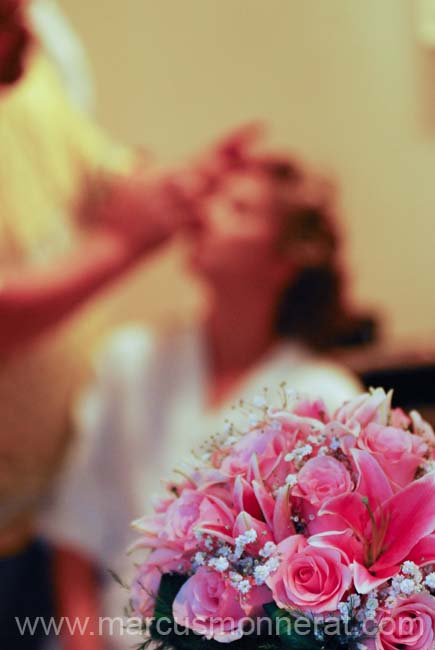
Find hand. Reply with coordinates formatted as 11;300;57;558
184;122;266;199
75;166;201;257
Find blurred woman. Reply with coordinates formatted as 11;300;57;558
62;127;362;596
0;7;360;648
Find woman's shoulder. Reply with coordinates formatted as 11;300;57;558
286;356;362;412
258;341;362;412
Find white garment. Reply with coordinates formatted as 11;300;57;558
39;325;360;563
38;325;360;645
29;0;96;113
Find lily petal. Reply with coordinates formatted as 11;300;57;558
352;561;397;594
233;511;273;551
233;476;263;520
273;485;295;542
352;449;393;507
319;492;368;538
371;473;435;572
309;529;364;564
252;480;275;528
407;534;435;567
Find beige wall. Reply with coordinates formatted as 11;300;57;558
59;0;435;344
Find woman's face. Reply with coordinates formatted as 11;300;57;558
189;171;291;287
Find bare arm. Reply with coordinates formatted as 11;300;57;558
0;231;137;352
0;170;197;353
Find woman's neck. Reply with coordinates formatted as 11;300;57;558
205;285;279;405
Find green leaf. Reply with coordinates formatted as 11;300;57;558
153;573;188;622
263;603;325;650
263;602;281;619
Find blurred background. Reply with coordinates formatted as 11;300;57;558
2;1;435;648
59;0;435;345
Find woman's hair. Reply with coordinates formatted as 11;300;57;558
200;127;367;349
257;157;350;349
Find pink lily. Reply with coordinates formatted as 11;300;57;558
133;489;235;549
273;485;296;542
233;476;275;525
233;511;274;554
334;388;392;431
310;450;435;593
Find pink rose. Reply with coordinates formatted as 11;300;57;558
357;423;427;487
220;416;320;491
293;456;353;534
134;489;235;550
172;567;246;642
377;594;435;649
295;456;353;506
220;428;280;478
266;536;351;613
164;490;235;548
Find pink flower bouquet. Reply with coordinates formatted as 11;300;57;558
129;388;435;650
